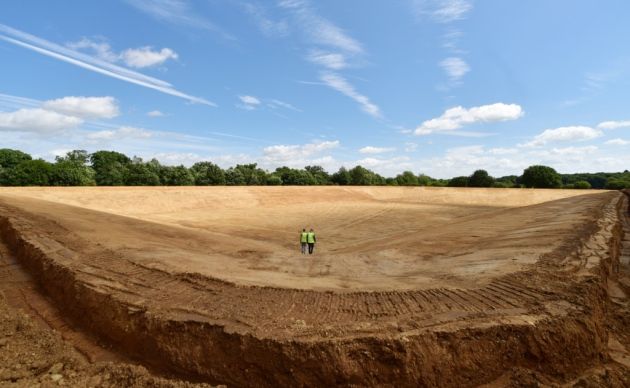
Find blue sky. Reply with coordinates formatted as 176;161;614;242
1;0;629;178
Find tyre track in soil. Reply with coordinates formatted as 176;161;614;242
0;202;553;340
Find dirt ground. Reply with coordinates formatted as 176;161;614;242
0;187;628;387
0;187;609;291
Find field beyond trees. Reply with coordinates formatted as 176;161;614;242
1;148;629;189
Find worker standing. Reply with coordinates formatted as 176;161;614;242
300;228;308;254
307;228;316;255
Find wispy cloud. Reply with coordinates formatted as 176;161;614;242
0;23;215;106
125;0;235;40
275;0;381;119
439;57;470;82
267;99;302;112
415;103;523;135
412;0;473;23
307;49;347;70
242;2;289;37
279;0;363;54
320;72;381;118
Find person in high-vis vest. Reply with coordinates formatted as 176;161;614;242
307;228;316;254
300;228;308;254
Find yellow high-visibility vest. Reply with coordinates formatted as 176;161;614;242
307;232;316;244
300;232;308;243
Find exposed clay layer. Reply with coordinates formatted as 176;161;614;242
0;189;625;386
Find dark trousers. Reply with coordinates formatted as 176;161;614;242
308;243;315;254
301;242;307;254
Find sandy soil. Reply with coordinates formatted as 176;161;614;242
0;187;628;387
0;187;608;291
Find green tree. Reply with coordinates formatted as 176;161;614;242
50;160;96;186
331;167;350;185
496;175;518;188
468;169;495;187
124;162;161;186
572;180;591;189
417;174;432;186
349;165;380;185
448;176;469;187
160;165;194;186
225;167;246;185
191;162;225;185
0;149;32;169
521;165;562;188
234;163;267;185
304;165;330;185
90;151;131;186
56;150;90;165
605;179;630;190
396;171;419;186
274;167;316;185
265;173;283;185
3;159;53;186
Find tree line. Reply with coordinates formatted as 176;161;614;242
0;148;628;189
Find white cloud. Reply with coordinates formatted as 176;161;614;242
524;126;603;147
0;23;215;106
359;146;395;154
121;46;178;68
42;96;119;119
605;138;630;146
237;95;261;110
439;56;470;82
487;147;518;155
67;37;118;62
415;103;524;135
86;126;153;141
597;120;630;130
69;38;178;69
307;49;347;70
546;145;598;156
279;0;363;54
147;110;165;117
320;72;381;118
355;156;412;172
263;140;339;164
239;95;261;105
413;0;473;23
0;108;83;132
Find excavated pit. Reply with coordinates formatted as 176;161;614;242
0;187;626;386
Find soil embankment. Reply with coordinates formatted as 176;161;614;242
0;187;629;386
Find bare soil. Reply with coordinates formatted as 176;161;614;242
0;187;628;387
